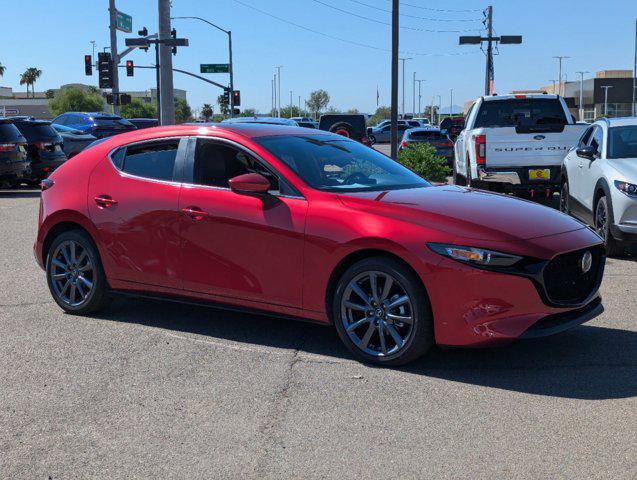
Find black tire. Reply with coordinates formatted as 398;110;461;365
594;196;624;257
559;180;570;214
332;256;434;366
368;135;376;144
46;229;110;314
329;122;354;138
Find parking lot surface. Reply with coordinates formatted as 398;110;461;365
1;189;636;479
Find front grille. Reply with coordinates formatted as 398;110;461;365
542;246;604;305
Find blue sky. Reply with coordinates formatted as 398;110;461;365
0;0;635;115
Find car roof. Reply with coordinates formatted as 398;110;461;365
597;117;637;128
482;93;559;101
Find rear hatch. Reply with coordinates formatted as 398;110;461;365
12;120;65;162
406;130;453;154
92;116;137;138
0;121;28;167
474;97;587;168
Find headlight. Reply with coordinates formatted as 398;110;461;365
614;180;637;196
428;243;522;267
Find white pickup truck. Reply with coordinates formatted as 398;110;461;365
454;94;588;199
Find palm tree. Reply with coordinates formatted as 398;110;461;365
201;103;213;121
19;67;42;98
0;63;5;77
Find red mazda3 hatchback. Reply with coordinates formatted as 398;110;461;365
34;124;605;365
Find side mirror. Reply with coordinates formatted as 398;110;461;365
228;172;271;194
576;145;596;160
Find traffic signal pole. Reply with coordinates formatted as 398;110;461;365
158;0;175;125
390;0;399;160
484;6;493;96
108;0;120;114
228;30;234;117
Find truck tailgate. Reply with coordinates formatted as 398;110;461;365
485;124;587;168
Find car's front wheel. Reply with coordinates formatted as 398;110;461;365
332;257;433;366
559;180;570;214
595;195;624;257
46;229;110;314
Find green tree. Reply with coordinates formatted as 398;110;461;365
325;106;341;115
367;106;391;126
305;89;330;118
346;108;360;115
397;143;451;183
19;67;42;98
239;108;258;117
45;89;55;99
174;97;193;123
120;98;157;119
280;105;303;118
49;87;104;116
201;103;213;121
217;93;229;116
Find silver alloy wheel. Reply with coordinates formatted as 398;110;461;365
595;200;608;241
49;240;95;307
340;271;414;357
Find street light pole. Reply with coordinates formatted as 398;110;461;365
601;85;613;116
450;88;453;119
390;0;399;160
412;71;416;118
276;65;282;118
158;0;175;124
399;57;412;118
633;18;637;116
553;56;570;96
108;0;120;115
415;79;424;117
576;71;589;121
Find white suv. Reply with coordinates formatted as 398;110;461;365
560;117;637;255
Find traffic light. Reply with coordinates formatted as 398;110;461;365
119;94;132;105
97;52;113;89
138;27;148;36
171;28;177;55
126;60;134;77
232;90;241;107
84;55;92;76
223;88;230;104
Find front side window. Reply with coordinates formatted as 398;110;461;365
254;134;430;193
579;126;594;147
607;126;637;159
120;140;179;181
589;127;603;155
192;139;299;196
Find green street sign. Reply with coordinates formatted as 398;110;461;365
200;63;229;74
116;10;132;33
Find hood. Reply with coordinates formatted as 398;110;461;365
607;158;637;181
338;185;585;241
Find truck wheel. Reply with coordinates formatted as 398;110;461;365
453;160;466;186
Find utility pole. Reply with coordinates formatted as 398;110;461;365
298;95;301;112
450;88;453;119
271;78;274;115
275;66;282;118
550;79;558;94
484;5;493;95
158;0;175;124
412;71;416;118
553;56;570;96
601;85;613;116
90;40;97;60
290;90;293;115
390;0;399;160
633;18;636;116
576;71;589;121
415;79;424;117
399;57;411;118
108;0;120;115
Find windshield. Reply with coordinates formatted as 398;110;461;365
254;134;430;192
474;98;568;128
608;126;637;159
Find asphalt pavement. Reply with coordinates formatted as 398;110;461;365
1;189;636;479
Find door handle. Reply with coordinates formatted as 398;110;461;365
181;206;209;221
94;195;118;208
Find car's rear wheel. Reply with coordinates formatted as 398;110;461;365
595;195;624;257
332;257;433;366
46;230;110;314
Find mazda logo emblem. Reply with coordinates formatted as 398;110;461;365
580;251;593;274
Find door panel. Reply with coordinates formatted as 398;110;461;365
87;139;186;288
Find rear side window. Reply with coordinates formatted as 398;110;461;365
120;140;179;181
0;123;25;142
474;99;568;128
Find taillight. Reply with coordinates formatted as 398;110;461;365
0;143;17;152
474;135;486;165
514;94;526;99
40;179;54;191
401;140;407;148
34;141;53;151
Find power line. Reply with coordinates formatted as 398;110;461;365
386;0;482;12
310;0;480;32
232;0;479;56
346;0;482;21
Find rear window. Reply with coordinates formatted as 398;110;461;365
12;122;58;141
0;123;26;142
408;131;446;140
474;99;568;128
120;140;179;181
95;117;135;127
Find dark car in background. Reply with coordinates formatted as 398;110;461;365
399;127;455;166
0;119;30;188
52;112;137;139
51;124;96;158
439;116;465;141
11;117;66;183
128;118;159;130
319;114;371;146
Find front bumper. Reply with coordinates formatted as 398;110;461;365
519;297;603;339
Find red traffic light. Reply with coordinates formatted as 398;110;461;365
126;60;134;77
84;55;93;76
232;90;241;106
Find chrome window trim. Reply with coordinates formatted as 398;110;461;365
107;136;187;188
186;135;306;200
